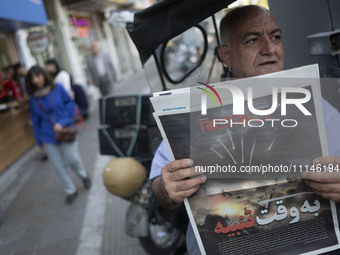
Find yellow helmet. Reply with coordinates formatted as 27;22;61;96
102;157;147;198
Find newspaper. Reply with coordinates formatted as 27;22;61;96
150;65;340;254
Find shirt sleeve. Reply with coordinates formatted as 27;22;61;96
150;140;172;180
323;99;340;156
55;71;74;99
55;84;76;127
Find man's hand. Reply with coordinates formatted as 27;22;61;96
152;159;207;208
303;156;340;202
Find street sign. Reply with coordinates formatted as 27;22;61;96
27;31;49;54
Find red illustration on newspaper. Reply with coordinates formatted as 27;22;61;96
213;199;320;238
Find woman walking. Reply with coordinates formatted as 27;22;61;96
26;65;90;204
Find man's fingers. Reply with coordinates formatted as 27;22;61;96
166;159;193;173
165;175;207;203
170;184;202;203
191;166;206;177
313;156;340;166
305;180;340;194
175;175;207;192
175;185;201;201
302;170;340;182
304;157;340;203
161;159;207;204
314;191;340;203
168;167;190;181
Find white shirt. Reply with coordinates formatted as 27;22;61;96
54;70;74;99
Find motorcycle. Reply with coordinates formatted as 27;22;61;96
125;164;188;254
101;0;340;254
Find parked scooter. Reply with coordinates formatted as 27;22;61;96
102;147;188;255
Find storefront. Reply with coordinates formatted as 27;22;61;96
0;0;48;173
60;0;146;82
0;0;147;173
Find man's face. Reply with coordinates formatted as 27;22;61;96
45;64;56;76
18;67;27;76
91;42;100;55
221;10;284;78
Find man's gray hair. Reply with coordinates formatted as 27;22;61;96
219;5;270;48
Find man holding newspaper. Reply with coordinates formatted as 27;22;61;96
150;5;340;254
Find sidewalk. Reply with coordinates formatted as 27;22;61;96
0;71;150;255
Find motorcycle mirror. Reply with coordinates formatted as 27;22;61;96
160;25;208;84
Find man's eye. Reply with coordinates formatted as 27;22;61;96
246;38;258;44
272;35;281;41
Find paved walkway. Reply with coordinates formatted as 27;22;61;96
0;70;150;255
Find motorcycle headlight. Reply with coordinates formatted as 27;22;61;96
102;157;147;198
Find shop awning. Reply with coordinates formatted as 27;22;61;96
0;0;48;32
62;0;135;11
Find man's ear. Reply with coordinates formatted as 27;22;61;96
217;45;231;68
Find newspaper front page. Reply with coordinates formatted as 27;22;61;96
150;65;340;255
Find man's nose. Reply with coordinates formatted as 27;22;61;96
260;36;275;55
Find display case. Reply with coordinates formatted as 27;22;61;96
0;100;35;174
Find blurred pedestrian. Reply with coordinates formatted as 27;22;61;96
26;65;91;204
2;66;22;101
45;59;74;99
86;41;116;96
12;63;47;160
